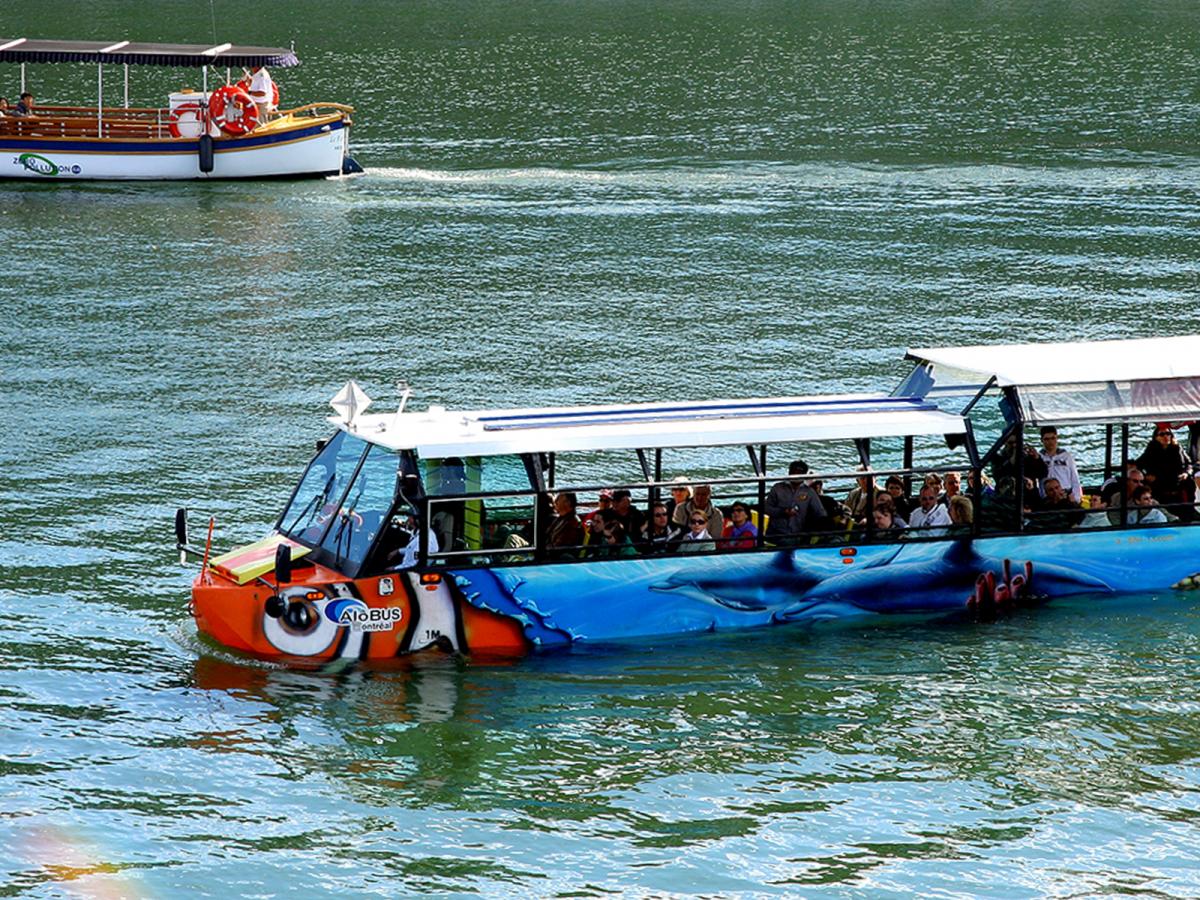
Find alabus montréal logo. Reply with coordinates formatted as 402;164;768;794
324;597;403;632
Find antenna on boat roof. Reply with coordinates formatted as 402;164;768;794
396;380;412;415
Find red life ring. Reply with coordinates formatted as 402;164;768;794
167;101;204;138
209;84;260;136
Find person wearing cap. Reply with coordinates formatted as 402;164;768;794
1037;426;1082;503
672;483;724;537
1137;423;1191;515
665;477;691;523
764;459;828;545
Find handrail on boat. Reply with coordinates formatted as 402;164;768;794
280;102;355;116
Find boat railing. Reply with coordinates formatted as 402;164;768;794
280;102;355;117
416;459;1198;570
1;106;173;139
420;464;969;569
0;103;350;140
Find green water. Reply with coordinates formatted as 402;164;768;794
4;1;1200;895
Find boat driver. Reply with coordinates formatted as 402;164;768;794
247;66;275;122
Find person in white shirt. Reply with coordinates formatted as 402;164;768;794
247;65;275;122
1127;485;1168;525
1038;426;1082;503
908;485;952;531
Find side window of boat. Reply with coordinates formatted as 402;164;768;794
421;455;538;555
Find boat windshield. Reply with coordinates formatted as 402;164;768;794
316;443;403;569
277;430;369;546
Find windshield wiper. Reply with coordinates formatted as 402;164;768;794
330;484;365;566
283;473;336;537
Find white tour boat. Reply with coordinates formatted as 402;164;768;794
0;37;360;180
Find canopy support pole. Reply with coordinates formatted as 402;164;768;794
20;63;24;93
1120;424;1130;526
202;66;208;94
123;63;129;108
756;445;767;549
97;64;103;137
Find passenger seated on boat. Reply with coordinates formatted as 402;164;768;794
765;461;828;545
611;489;645;542
966;469;995;499
641;503;682;555
992;435;1048;494
873;493;907;528
1128;485;1169;525
923;472;943;502
582;489;613;525
947;495;974;533
0;97;7;117
941;471;962;505
871;505;905;537
666;477;691;523
582;508;618;557
720;502;758;550
672;483;724;537
678;511;717;553
844;468;876;521
809;480;848;524
547;492;584;557
884;475;913;519
13;92;34;117
908;485;951;531
598;522;638;558
1078;495;1113;529
1097;465;1144;525
1031;477;1084;531
1038;426;1082;503
1138;423;1192;516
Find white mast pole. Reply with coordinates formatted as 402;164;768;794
97;64;103;136
124;63;129;108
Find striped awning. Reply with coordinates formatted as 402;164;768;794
0;38;299;68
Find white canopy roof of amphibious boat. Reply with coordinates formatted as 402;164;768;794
907;334;1200;387
906;334;1200;425
334;394;970;459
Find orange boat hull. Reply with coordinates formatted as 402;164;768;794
191;561;529;663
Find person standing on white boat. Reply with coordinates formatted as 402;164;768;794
1038;426;1082;503
247;66;275;122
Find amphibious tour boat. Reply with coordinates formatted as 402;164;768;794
0;37;359;180
177;335;1200;664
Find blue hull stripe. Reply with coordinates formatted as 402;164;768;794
448;526;1200;647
